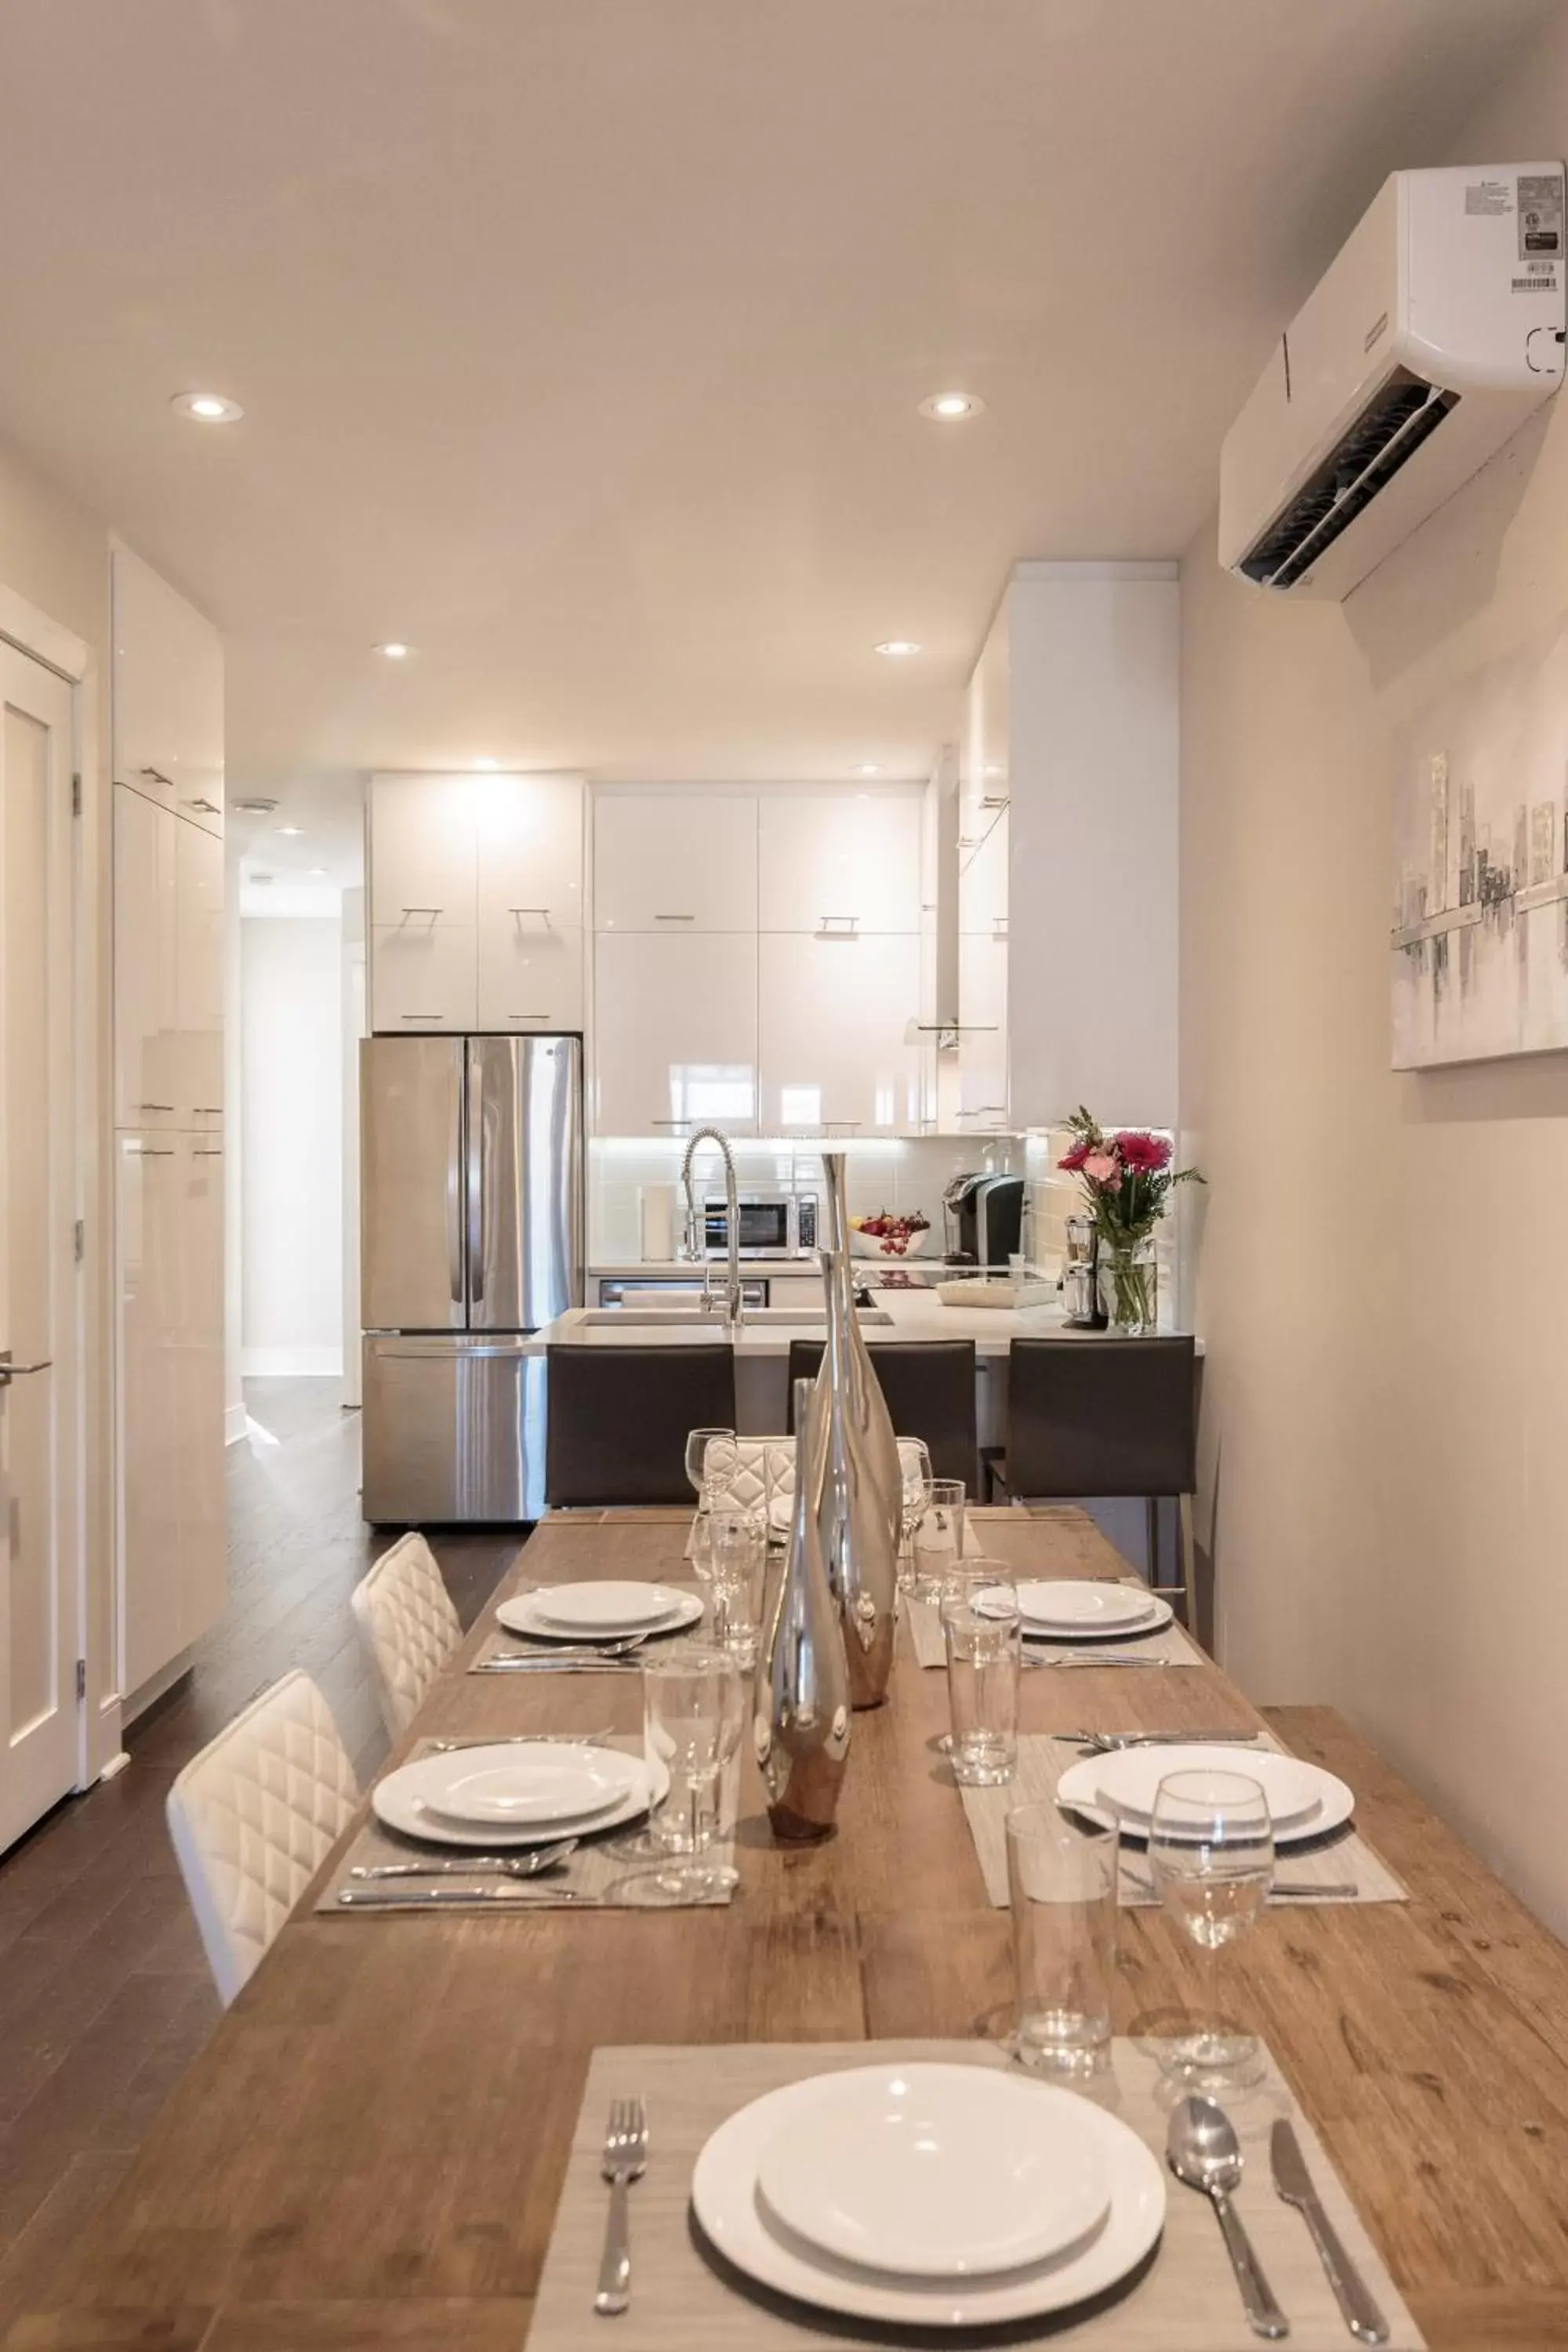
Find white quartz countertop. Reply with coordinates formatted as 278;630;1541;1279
535;1286;1162;1356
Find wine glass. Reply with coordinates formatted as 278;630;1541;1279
643;1649;745;1898
1148;1769;1274;2091
684;1426;736;1509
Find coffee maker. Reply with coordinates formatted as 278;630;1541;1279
942;1173;1025;1269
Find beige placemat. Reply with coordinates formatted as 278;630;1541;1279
959;1730;1408;1910
315;1737;737;1912
902;1581;1203;1670
526;2038;1425;2351
469;1581;707;1675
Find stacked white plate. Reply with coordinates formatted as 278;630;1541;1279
1014;1581;1173;1641
1056;1744;1356;1847
372;1740;668;1849
495;1579;704;1642
691;2061;1165;2327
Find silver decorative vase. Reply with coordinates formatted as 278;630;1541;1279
814;1152;902;1710
753;1379;851;1841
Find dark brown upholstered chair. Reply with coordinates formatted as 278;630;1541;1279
544;1343;736;1507
784;1338;978;1490
992;1337;1200;1626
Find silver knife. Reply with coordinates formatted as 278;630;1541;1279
336;1882;588;1909
1271;2121;1388;2343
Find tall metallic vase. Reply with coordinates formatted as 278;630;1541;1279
815;1152;902;1709
754;1380;851;1841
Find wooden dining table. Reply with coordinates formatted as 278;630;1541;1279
9;1506;1568;2352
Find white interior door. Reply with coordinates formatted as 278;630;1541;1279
0;641;80;1849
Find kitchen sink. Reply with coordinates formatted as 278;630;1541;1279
575;1307;895;1328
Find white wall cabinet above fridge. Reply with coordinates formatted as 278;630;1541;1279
111;545;224;837
368;771;585;1033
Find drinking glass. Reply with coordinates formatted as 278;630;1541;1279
909;1477;966;1602
941;1571;1020;1785
897;1440;934;1593
1149;1768;1274;2091
701;1508;768;1666
1006;1804;1118;2076
643;1648;745;1898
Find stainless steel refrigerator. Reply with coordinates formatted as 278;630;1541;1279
360;1033;583;1523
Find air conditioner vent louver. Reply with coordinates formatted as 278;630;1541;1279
1240;371;1461;587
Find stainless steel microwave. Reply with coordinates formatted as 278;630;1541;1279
703;1193;818;1258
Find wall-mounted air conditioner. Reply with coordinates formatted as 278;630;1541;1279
1219;162;1565;598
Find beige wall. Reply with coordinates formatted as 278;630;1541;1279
0;431;116;1759
1181;12;1568;1932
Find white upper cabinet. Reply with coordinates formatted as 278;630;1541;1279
958;806;1008;934
113;785;178;1129
370;921;478;1032
368;772;480;928
475;771;584;931
758;933;924;1133
757;790;922;934
111;546;224;836
593;793;757;932
593;931;758;1134
956;927;1009;1131
477;920;585;1033
175;819;225;1123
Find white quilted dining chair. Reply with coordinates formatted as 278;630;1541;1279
708;1434;929;1521
166;1670;360;2006
350;1531;463;1740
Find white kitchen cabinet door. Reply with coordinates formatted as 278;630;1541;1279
957;927;1009;1131
175;815;224;1123
176;1133;227;1648
477;917;584;1032
111;546;224;833
370;921;477;1032
117;1134;182;1695
368;772;479;928
475;771;584;931
113;786;178;1129
757;790;923;935
758;932;924;1133
593;931;757;1134
957;806;1008;935
593;793;757;932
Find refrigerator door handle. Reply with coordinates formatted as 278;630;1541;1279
446;1051;466;1306
466;1052;485;1306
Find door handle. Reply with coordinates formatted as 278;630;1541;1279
192;1147;223;1156
466;1072;485;1305
448;1058;465;1308
0;1352;51;1387
184;797;221;814
132;1145;176;1156
136;1102;175;1112
138;766;173;788
507;907;553;924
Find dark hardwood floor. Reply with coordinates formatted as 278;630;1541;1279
0;1376;518;2332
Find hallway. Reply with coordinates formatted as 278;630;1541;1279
0;1378;515;2330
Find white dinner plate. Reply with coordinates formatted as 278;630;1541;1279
530;1581;695;1634
372;1744;667;1849
754;2063;1110;2279
495;1588;704;1642
1015;1582;1171;1638
420;1744;643;1828
691;2066;1165;2329
1056;1747;1355;1847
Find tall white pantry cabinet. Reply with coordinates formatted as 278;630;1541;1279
111;546;227;1704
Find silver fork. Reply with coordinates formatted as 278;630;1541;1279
594;2096;648;2318
350;1838;577;1881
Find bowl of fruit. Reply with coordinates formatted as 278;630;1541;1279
848;1209;933;1258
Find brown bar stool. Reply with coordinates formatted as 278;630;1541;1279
785;1338;978;1490
989;1337;1200;1628
545;1344;736;1507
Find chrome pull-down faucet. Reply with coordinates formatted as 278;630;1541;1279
678;1126;743;1327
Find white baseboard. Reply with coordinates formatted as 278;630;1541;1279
224;1401;249;1446
241;1346;345;1377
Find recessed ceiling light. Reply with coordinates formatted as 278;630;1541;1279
375;641;412;660
919;391;983;422
473;757;499;771
307;866;328;877
876;640;921;659
172;390;243;423
278;825;303;836
232;796;278;815
855;763;880;775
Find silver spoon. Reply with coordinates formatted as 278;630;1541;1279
1167;2097;1290;2339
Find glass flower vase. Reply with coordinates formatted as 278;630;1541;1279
1098;1237;1158;1337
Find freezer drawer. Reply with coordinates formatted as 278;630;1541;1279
361;1334;545;1523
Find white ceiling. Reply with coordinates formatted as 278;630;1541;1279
0;0;1555;885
